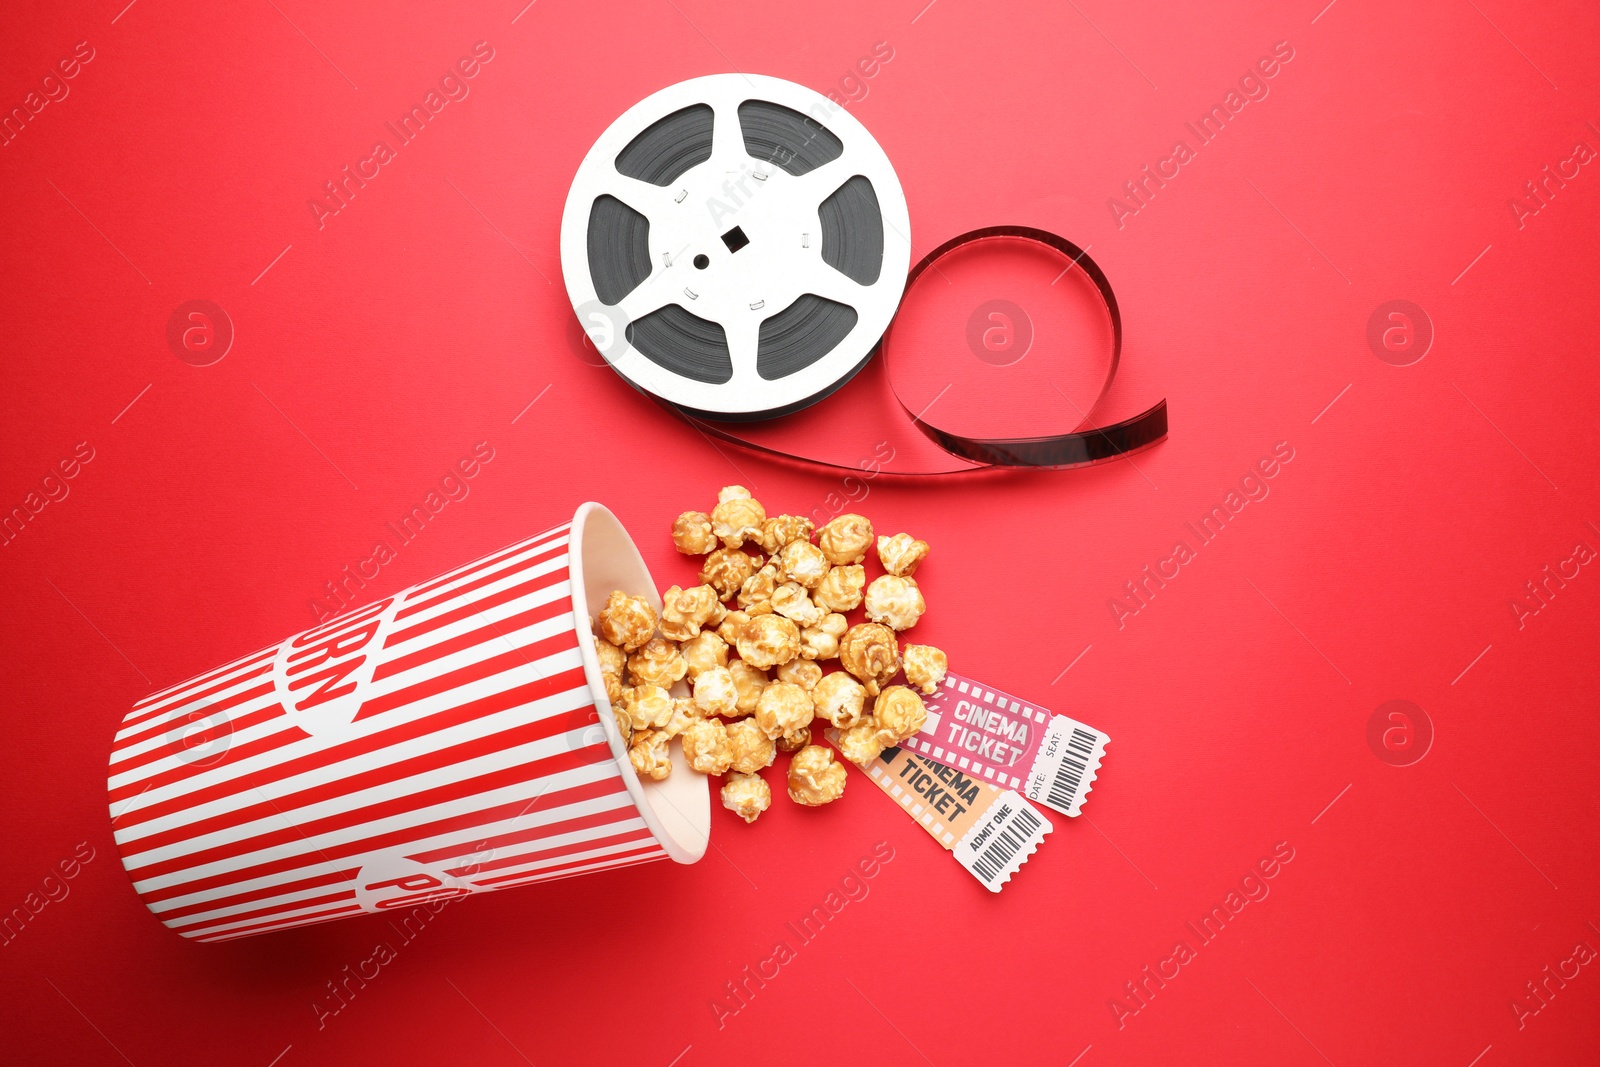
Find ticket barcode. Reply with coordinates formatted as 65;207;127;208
971;805;1043;885
954;794;1051;892
1025;715;1109;817
1044;727;1100;811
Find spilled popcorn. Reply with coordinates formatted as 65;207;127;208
590;488;949;824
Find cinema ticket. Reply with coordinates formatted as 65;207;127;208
899;672;1110;817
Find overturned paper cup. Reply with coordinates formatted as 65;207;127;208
106;503;709;941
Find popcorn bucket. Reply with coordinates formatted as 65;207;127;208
106;503;709;941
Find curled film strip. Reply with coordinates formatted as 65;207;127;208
558;74;1167;472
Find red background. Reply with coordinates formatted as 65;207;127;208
3;0;1598;1063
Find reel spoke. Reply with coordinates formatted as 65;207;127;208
709;98;754;170
723;315;762;383
592;172;678;225
796;254;869;307
614;276;681;324
787;154;857;212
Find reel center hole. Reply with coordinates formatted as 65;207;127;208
721;226;750;253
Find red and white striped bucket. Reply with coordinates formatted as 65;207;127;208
106;503;709;941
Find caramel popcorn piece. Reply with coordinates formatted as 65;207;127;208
726;718;777;774
902;644;948;695
876;533;930;577
835;719;888;766
593;629;628;705
718;485;753;502
729;660;768;717
872;685;928;745
661;697;701;740
721;771;772;823
812;564;865;613
712;494;767;549
736;564;781;615
811;671;868;729
672;511;717;555
818;514;873;565
776;725;811;751
839;622;900;695
594;637;627;679
692;666;739;717
679;631;729;680
681;718;734;775
757;514;815;555
776;540;829;589
659;583;725;641
800;613;848;661
596;590;658;652
716;610;752;645
621;684;674;731
701;548;763;601
772;582;823;628
776;658;822;691
628;729;672;781
755;681;814;740
864;574;925;632
787;745;846;805
627;637;688;689
736;613;801;670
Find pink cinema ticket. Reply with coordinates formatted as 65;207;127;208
901;672;1110;817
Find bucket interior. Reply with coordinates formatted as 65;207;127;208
569;502;710;864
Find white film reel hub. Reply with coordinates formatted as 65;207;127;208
560;74;912;418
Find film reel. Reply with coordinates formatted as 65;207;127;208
560;74;912;420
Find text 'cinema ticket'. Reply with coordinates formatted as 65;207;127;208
900;672;1110;817
848;743;1052;892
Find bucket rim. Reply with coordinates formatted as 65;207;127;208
568;501;710;864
